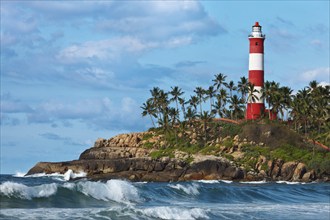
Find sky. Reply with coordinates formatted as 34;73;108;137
1;1;329;174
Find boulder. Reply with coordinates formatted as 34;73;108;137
292;163;307;181
94;138;106;148
301;170;316;182
281;162;298;181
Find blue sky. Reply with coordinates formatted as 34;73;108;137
1;1;329;174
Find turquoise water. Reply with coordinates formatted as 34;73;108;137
1;173;329;219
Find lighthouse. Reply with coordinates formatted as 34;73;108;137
246;22;265;120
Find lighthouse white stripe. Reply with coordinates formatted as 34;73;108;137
248;86;264;103
249;53;264;70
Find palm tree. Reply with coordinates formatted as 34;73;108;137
213;73;227;92
170;86;184;115
237;76;248;104
194;87;205;115
308;84;329;134
280;86;293;120
206;86;216;112
271;93;283;120
226;80;237;98
228;95;244;120
179;97;187;120
141;99;157;127
269;81;281;118
199;111;214;144
169;107;180;127
189;95;199;112
247;83;260;119
186;107;197;127
262;81;273;119
295;88;310;135
308;80;318;91
158;90;170;130
149;87;161;119
212;89;228;118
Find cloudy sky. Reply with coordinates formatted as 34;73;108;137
1;1;329;174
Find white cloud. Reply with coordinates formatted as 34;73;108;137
318;81;330;87
22;97;144;131
301;67;330;82
56;37;157;63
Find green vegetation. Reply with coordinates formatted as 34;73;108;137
238;143;330;174
140;72;329;173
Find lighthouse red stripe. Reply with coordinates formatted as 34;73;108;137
248;70;264;86
246;103;265;119
249;38;264;53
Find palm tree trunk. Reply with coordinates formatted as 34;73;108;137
149;114;156;127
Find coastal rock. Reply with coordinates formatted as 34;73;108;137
292;163;307;181
281;162;298;181
27;154;245;182
301;170;316;182
94;138;106;148
26;130;327;182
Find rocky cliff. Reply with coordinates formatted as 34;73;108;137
26;130;324;182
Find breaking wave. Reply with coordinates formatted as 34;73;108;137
1;174;329;219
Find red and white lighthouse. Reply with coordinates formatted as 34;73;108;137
246;22;265;120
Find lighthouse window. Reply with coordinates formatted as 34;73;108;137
255;42;259;45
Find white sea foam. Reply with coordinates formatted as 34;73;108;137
13;171;27;177
24;172;62;178
276;181;305;185
140;206;209;220
76;179;140;204
23;169;86;181
169;183;200;195
240;180;267;184
0;181;57;200
197;180;219;184
220;180;233;184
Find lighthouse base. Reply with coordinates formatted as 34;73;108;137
246;103;264;120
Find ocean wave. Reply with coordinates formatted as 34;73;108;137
169;183;200;195
13;171;26;177
0;179;139;204
138;206;209;220
0;181;57;200
1;203;329;220
63;169;86;181
76;179;140;204
19;169;87;181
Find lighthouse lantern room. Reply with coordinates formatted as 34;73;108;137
246;22;265;120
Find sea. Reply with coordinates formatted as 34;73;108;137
0;171;329;220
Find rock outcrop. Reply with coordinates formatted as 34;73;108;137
26;131;321;182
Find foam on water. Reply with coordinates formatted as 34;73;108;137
0;181;57;200
21;169;87;181
13;171;26;177
240;180;267;184
197;180;219;184
169;183;200;195
276;181;305;185
139;206;209;220
76;179;140;204
1;178;139;204
220;180;233;184
1;203;329;220
63;169;86;181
